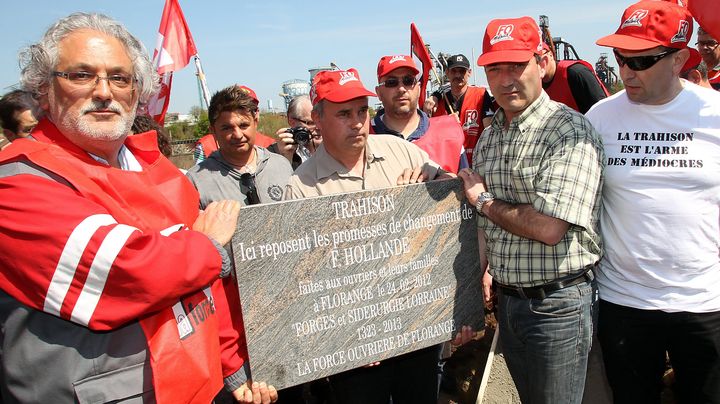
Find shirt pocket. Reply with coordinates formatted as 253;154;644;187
510;164;539;203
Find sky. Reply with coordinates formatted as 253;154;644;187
0;0;646;114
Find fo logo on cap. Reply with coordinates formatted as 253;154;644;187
621;10;649;29
388;55;407;64
490;24;515;45
596;0;693;51
671;20;689;43
338;71;359;86
310;68;376;105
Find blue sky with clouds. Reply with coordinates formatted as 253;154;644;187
1;0;647;114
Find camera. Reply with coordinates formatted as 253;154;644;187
286;126;312;146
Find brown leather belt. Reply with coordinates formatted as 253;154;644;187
497;268;594;300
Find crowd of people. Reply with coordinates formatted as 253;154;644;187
0;1;718;404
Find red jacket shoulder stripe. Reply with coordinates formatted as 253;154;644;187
43;214;117;317
70;224;139;326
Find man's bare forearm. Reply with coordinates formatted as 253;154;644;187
482;199;569;246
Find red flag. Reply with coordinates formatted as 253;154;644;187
148;0;198;124
410;23;433;106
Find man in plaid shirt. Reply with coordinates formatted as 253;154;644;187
459;17;604;404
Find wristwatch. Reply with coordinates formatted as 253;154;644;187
475;192;495;217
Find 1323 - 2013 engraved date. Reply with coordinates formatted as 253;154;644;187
356;317;404;341
376;273;431;297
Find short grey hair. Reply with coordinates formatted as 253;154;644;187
19;12;159;104
287;95;311;119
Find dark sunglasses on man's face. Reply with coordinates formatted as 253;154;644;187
379;75;417;88
613;48;679;71
239;173;260;205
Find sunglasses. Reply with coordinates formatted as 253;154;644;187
378;75;417;88
239;173;260;205
613;48;679;71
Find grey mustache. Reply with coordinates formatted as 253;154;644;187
81;102;122;114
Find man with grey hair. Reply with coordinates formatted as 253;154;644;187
0;12;276;404
270;94;322;169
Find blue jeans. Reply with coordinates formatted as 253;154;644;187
497;277;598;404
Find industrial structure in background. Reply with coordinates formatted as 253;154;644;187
280;79;310;109
538;15;618;90
539;15;619;90
279;64;339;109
594;53;619;90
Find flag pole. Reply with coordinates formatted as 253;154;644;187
194;55;211;111
411;23;455;115
472;47;477;86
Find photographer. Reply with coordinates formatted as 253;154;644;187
269;95;322;169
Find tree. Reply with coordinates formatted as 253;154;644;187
189;105;205;119
194;111;210;137
165;121;195;140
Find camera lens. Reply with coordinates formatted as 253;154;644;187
289;126;311;145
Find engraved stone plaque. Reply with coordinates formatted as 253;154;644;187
231;179;483;389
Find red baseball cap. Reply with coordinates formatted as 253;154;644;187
310;68;376;105
681;47;703;72
236;85;259;104
477;16;543;66
596;0;693;50
376;55;419;80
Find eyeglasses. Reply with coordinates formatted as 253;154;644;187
695;40;719;49
239;173;260;205
378;75;417;88
52;71;134;90
291;117;316;127
613;48;679;71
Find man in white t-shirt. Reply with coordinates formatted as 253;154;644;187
586;2;720;403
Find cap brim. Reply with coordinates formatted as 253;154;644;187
324;88;376;103
477;50;535;66
596;34;663;50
